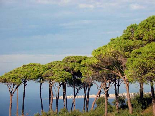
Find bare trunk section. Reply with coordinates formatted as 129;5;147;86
16;88;18;116
9;93;13;116
86;85;90;112
22;80;26;116
73;79;76;110
114;78;119;113
125;81;133;114
62;82;66;108
55;83;60;113
40;80;43;112
71;88;80;111
7;84;20;116
91;88;101;110
49;83;53;111
150;81;155;116
49;81;51;111
83;84;86;111
140;82;143;100
66;96;68;110
104;83;108;116
56;96;58;113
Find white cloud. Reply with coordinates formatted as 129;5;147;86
130;4;145;10
79;4;94;9
60;20;93;28
1;0;155;11
100;31;120;34
36;0;71;5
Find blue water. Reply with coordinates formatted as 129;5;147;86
0;81;151;116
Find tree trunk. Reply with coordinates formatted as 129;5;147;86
50;84;53;111
7;84;20;116
104;83;108;116
91;88;101;110
73;79;76;110
150;81;155;116
140;82;143;100
66;96;68;110
40;81;43;112
83;84;86;111
9;93;13;116
16;88;18;116
71;88;80;111
86;85;90;112
56;96;58;113
115;78;119;113
55;84;60;113
125;81;133;114
63;82;66;108
22;80;26;116
49;81;51;111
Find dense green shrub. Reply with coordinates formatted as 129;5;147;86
131;93;152;112
112;96;127;109
35;94;153;116
96;97;113;112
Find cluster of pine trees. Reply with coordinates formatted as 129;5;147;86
0;15;155;116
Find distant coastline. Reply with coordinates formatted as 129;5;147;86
52;92;151;99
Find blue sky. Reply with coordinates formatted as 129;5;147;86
0;0;155;75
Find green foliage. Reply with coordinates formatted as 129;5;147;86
134;15;155;42
80;57;94;78
58;108;68;115
34;110;57;116
62;56;87;73
0;63;46;84
112;96;127;109
43;61;72;82
93;37;146;59
126;42;155;82
122;24;138;40
131;93;152;111
45;61;62;70
96;97;113;112
35;94;153;116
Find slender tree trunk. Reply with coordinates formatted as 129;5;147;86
125;81;133;114
16;88;18;116
140;82;143;100
50;84;53;111
7;84;20;116
9;93;13;116
86;85;90;112
117;79;120;95
63;82;66;108
56;96;58;113
150;81;155;116
49;81;51;111
83;84;86;111
104;83;108;116
71;88;80;111
91;88;101;110
55;84;60;113
66;96;68;110
115;78;119;113
40;81;43;112
22;81;26;116
139;82;144;109
73;79;76;110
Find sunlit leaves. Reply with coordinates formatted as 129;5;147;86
43;61;72;82
0;63;46;84
126;42;155;82
134;15;155;42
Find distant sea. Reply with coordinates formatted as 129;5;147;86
0;81;151;116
